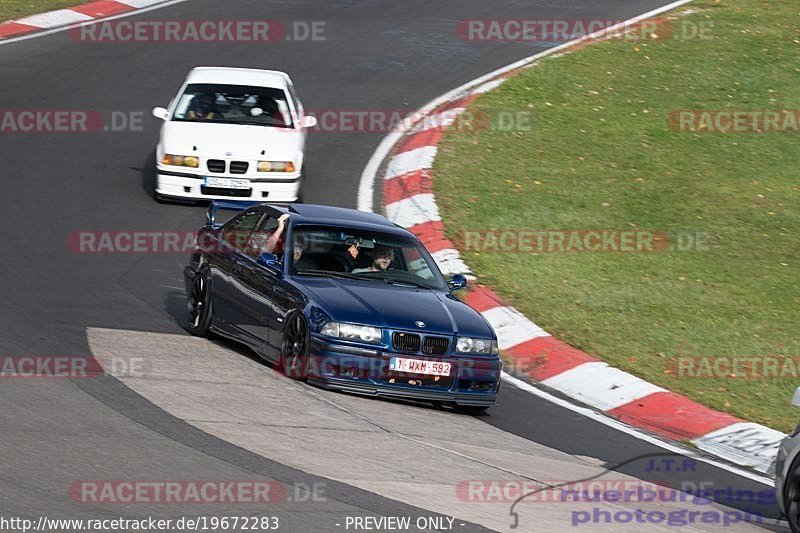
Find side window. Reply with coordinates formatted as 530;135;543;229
244;214;282;259
402;247;434;280
221;210;263;253
286;82;303;119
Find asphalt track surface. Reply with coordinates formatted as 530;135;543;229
0;0;786;530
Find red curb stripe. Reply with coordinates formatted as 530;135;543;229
463;287;598;378
384;170;432;205
395;129;442;155
407;220;455;254
0;22;39;38
508;336;599;381
438;95;478;113
464;285;507;313
608;391;744;441
392;96;479;155
71;0;135;18
378;29;768;454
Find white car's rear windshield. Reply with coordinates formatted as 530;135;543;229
172;83;294;128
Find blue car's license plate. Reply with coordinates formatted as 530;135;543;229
390;357;451;376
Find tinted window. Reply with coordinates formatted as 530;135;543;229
291;225;447;290
244;214;282;260
221;210;263;252
172;83;294;128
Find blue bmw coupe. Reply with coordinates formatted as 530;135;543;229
184;201;501;411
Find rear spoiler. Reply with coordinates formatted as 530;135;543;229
206;200;260;229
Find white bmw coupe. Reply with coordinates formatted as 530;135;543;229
152;67;317;203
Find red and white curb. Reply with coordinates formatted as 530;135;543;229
0;0;179;41
361;0;785;478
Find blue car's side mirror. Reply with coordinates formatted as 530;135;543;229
257;252;282;272
448;273;468;291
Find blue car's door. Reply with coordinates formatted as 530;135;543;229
207;207;265;334
228;210;287;359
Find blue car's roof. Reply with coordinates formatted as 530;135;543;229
208;201;411;237
276;204;411;236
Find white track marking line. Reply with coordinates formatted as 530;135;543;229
116;0;173;7
541;361;667;411
0;0;189;46
429;248;471;276
502;372;776;488
384;145;438;180
357;0;699;212
470;78;507;95
480;306;548;350
692;423;786;475
17;10;93;28
385;193;441;228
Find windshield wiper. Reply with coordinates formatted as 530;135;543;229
296;270;368;280
298;270;434;289
379;277;433;290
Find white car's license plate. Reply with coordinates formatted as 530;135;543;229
204;177;250;189
390;357;452;377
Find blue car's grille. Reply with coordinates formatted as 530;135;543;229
422;336;449;355
392;332;450;355
392;332;420;352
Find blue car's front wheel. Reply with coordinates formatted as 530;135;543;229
281;313;310;380
188;273;213;338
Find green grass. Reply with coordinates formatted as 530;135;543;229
434;0;800;433
0;1;85;22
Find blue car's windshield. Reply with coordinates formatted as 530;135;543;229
290;225;447;290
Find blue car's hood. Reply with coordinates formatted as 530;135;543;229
299;277;494;338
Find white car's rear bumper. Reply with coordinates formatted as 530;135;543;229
155;168;302;202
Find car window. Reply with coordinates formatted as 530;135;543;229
401;247;435;280
172;83;294;128
286;82;302;115
291;225;447;290
244;214;282;260
221;209;263;253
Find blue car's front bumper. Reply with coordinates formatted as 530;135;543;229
306;335;502;407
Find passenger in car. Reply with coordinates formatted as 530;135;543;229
292;234;316;271
248;213;289;260
351;246;395;273
187;93;218;120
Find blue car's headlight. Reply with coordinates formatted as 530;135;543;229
456;337;498;355
321;321;383;344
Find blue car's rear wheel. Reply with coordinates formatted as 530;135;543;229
188;273;213;337
281;313;309;380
